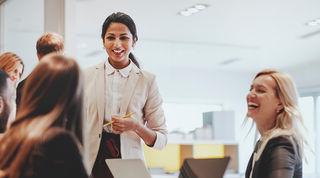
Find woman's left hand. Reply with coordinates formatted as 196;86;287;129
111;115;139;134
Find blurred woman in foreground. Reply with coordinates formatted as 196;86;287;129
0;53;87;178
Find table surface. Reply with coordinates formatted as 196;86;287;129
151;173;242;178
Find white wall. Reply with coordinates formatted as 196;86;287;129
287;59;320;94
2;0;43;78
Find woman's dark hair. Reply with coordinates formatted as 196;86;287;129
101;12;140;68
0;53;83;177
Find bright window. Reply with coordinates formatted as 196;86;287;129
2;0;44;76
299;96;316;176
163;102;222;132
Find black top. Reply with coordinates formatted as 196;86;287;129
16;77;26;110
21;127;88;178
245;136;302;178
91;130;121;178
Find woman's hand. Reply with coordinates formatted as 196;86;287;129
111;115;139;134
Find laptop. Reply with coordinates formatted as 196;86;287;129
179;157;230;178
105;159;151;178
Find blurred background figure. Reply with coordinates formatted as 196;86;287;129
0;54;87;178
0;69;16;135
0;52;24;87
35;32;64;60
16;32;64;108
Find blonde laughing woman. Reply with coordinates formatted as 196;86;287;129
245;69;306;178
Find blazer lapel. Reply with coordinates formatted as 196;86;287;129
95;63;105;123
119;65;141;115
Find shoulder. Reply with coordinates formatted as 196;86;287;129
37;128;80;153
140;70;155;78
266;136;297;153
84;64;99;74
28;128;88;178
41;127;76;142
83;63;104;85
262;135;300;163
17;78;27;96
35;128;84;168
139;69;156;84
17;78;27;89
84;63;103;76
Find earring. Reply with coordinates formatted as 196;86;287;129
277;108;283;114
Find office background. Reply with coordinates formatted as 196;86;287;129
1;0;319;177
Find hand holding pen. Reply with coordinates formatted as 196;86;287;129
104;112;138;134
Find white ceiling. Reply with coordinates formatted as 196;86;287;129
75;0;320;72
2;0;320;102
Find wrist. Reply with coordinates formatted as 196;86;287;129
134;122;141;133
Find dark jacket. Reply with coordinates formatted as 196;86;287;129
16;77;26;110
245;136;302;178
21;128;88;178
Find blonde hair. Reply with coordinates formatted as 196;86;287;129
253;69;306;157
0;52;24;77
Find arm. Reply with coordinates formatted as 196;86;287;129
264;138;301;178
112;76;167;149
139;76;167;148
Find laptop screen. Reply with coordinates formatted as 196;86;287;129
179;157;230;178
105;159;151;178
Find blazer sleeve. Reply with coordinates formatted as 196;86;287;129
25;128;88;178
263;137;301;178
143;75;167;150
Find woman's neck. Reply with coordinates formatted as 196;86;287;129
108;58;130;69
257;119;276;137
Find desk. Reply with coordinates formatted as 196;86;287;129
151;173;242;178
145;139;239;173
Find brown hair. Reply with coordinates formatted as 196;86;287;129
0;52;24;77
36;32;64;58
0;53;83;178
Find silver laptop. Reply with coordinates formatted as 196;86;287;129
105;159;151;178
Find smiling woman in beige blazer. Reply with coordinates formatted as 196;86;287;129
83;12;167;178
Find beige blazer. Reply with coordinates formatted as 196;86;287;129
83;62;167;173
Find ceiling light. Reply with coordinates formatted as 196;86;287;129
178;4;209;17
218;58;241;66
195;4;206;10
179;11;192;17
306;18;320;26
187;7;199;14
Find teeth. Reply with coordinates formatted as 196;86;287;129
248;102;259;108
113;49;123;53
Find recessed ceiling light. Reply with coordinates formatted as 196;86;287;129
179;11;192;17
195;4;206;10
218;58;241;66
187;7;199;14
306;18;320;26
178;4;209;17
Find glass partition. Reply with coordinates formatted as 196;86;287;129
2;0;44;77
